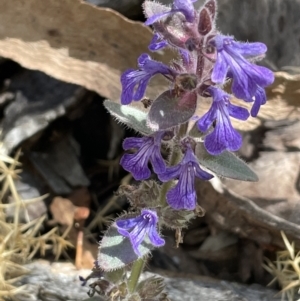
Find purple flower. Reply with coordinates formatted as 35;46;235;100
197;87;249;155
248;85;267;117
116;209;165;256
121;54;175;105
120;132;166;180
149;33;169;51
210;35;274;101
145;0;197;25
158;147;213;210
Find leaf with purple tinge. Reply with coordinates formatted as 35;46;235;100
204;0;217;21
198;8;212;35
147;89;197;130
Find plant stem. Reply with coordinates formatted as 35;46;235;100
127;258;145;293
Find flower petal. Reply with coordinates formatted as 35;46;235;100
117;228;130;238
138;53;151;66
211;35;274;102
224;54;257;99
204;114;242;155
167;163;197;210
158;164;182;182
232;41;267;57
116;210;162;257
133;76;151;101
251;86;267;117
129;220;148;256
197;105;217;132
121;69;136;105
121;54;175;105
166;175;196;210
173;0;195;22
148;224;165;247
116;217;140;230
225;52;274;100
150;147;166;174
149;33;168;51
228;103;249;121
120;152;151;180
123;137;145;150
194;164;213;180
211;52;228;84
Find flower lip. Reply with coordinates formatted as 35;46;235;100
197;86;249;155
120;132;166;181
158;146;213;210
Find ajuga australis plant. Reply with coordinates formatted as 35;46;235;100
84;0;274;299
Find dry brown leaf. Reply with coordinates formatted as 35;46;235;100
0;0;172;102
68;188;91;224
50;196;75;226
68;187;91;208
49;192;95;269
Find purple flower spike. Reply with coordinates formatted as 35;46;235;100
116;209;165;256
197;87;249;155
121;54;175;105
120;132;166;180
158;148;213;210
145;0;197;25
210;35;274;101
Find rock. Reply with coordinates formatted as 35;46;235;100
29;134;90;195
14;260;281;301
1;70;88;154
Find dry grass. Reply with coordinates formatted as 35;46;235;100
264;231;300;301
0;150;73;300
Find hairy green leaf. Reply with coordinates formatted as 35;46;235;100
104;100;153;135
196;143;259;182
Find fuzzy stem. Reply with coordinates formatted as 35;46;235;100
127;258;145;293
159;123;188;207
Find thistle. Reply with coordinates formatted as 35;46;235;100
91;0;274;299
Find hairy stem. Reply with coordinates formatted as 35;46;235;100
127;258;145;293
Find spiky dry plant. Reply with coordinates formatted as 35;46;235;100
264;231;300;301
0;150;73;300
